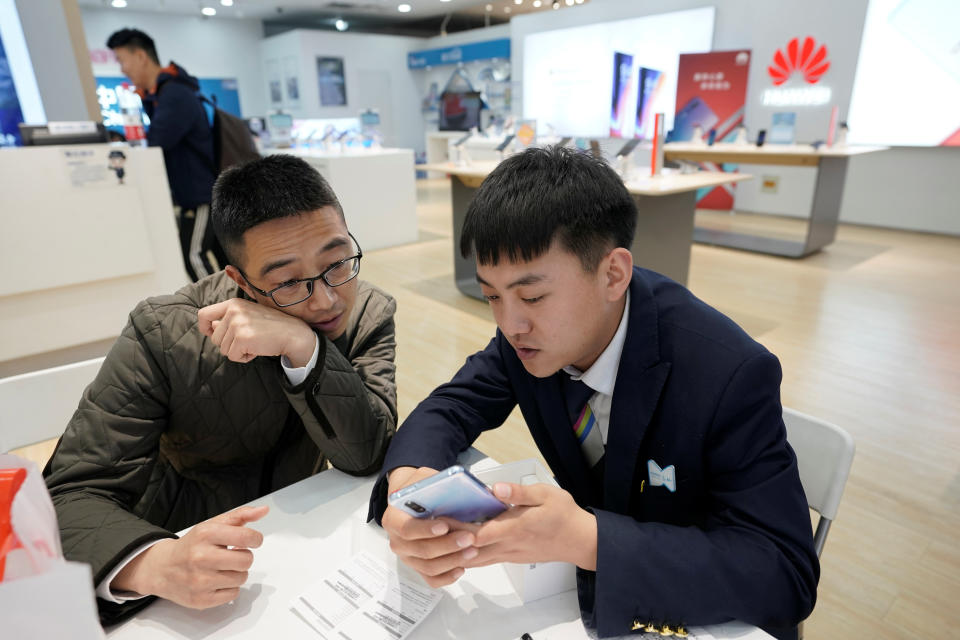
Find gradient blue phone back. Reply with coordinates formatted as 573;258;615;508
388;465;508;523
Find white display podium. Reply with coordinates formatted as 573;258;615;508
268;147;418;252
0;144;188;364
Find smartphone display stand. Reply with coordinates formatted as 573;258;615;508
452;133;472;166
734;125;749;146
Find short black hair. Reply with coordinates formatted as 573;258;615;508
460;145;636;271
211;154;345;266
106;28;160;65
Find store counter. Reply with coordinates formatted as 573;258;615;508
663;143;886;257
269;147;418;251
422;161;750;298
0;144;187;365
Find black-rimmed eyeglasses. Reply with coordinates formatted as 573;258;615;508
238;233;362;307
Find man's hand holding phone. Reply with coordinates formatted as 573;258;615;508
383;467;481;588
466;482;598;571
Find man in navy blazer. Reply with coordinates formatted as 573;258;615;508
368;146;818;639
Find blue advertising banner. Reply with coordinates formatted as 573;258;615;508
407;39;510;70
0;31;26;147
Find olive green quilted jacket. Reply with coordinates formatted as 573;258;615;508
43;272;397;623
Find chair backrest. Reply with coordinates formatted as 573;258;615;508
782;407;855;556
0;357;105;453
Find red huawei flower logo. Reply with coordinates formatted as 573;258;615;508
768;37;830;86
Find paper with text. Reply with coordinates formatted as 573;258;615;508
290;552;442;640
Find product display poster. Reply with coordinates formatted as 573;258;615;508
523;6;713;138
769;111;797;144
635;67;665;140
283;55;300;108
609;52;634;137
673;49;751;210
317;56;347;107
848;0;960;146
266;59;282;105
0;30;25;147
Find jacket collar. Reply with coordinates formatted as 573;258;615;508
603;268;671;512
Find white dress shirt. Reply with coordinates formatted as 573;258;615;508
95;334;321;602
561;291;630;445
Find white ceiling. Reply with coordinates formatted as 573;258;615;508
76;0;564;21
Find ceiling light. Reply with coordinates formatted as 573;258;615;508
565;0;574;5
201;7;216;16
552;1;560;8
515;0;523;4
575;0;584;3
504;6;511;13
485;3;493;10
220;0;233;6
441;0;452;2
335;18;348;31
397;3;412;12
111;0;127;7
533;0;542;6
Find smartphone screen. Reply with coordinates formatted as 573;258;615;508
388;465;508;523
495;134;515;151
707;128;717;146
756;129;767;147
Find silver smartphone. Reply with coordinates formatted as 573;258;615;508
388;465;508;523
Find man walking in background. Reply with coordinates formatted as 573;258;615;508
108;27;227;281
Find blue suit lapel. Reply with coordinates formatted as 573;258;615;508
603;269;671;513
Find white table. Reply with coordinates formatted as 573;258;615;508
266;147;418;252
663;143;886;257
422;162;751;297
106;452;771;640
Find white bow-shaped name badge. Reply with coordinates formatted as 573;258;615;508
647;459;677;493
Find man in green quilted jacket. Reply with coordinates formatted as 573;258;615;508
43;154;398;624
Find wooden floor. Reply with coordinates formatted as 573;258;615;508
12;179;960;638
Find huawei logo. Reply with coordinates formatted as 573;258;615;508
768;37;830;86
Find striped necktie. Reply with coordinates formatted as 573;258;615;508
561;376;606;468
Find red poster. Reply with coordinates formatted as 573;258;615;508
674;50;751;209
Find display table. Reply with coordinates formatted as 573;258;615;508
422;161;750;298
425;131;470;178
663;143;886;257
267;147;418;252
106;451;772;640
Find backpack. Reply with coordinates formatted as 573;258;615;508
199;95;260;172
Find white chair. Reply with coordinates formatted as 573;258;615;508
783;407;856;557
0;357;105;453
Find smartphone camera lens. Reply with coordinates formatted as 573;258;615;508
405;501;427;514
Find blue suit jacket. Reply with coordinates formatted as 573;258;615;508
369;268;818;639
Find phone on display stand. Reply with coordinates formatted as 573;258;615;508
615;138;641;157
706;128;717;146
495;134;515;152
756;129;767;147
388;465;508;524
589;139;602;159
